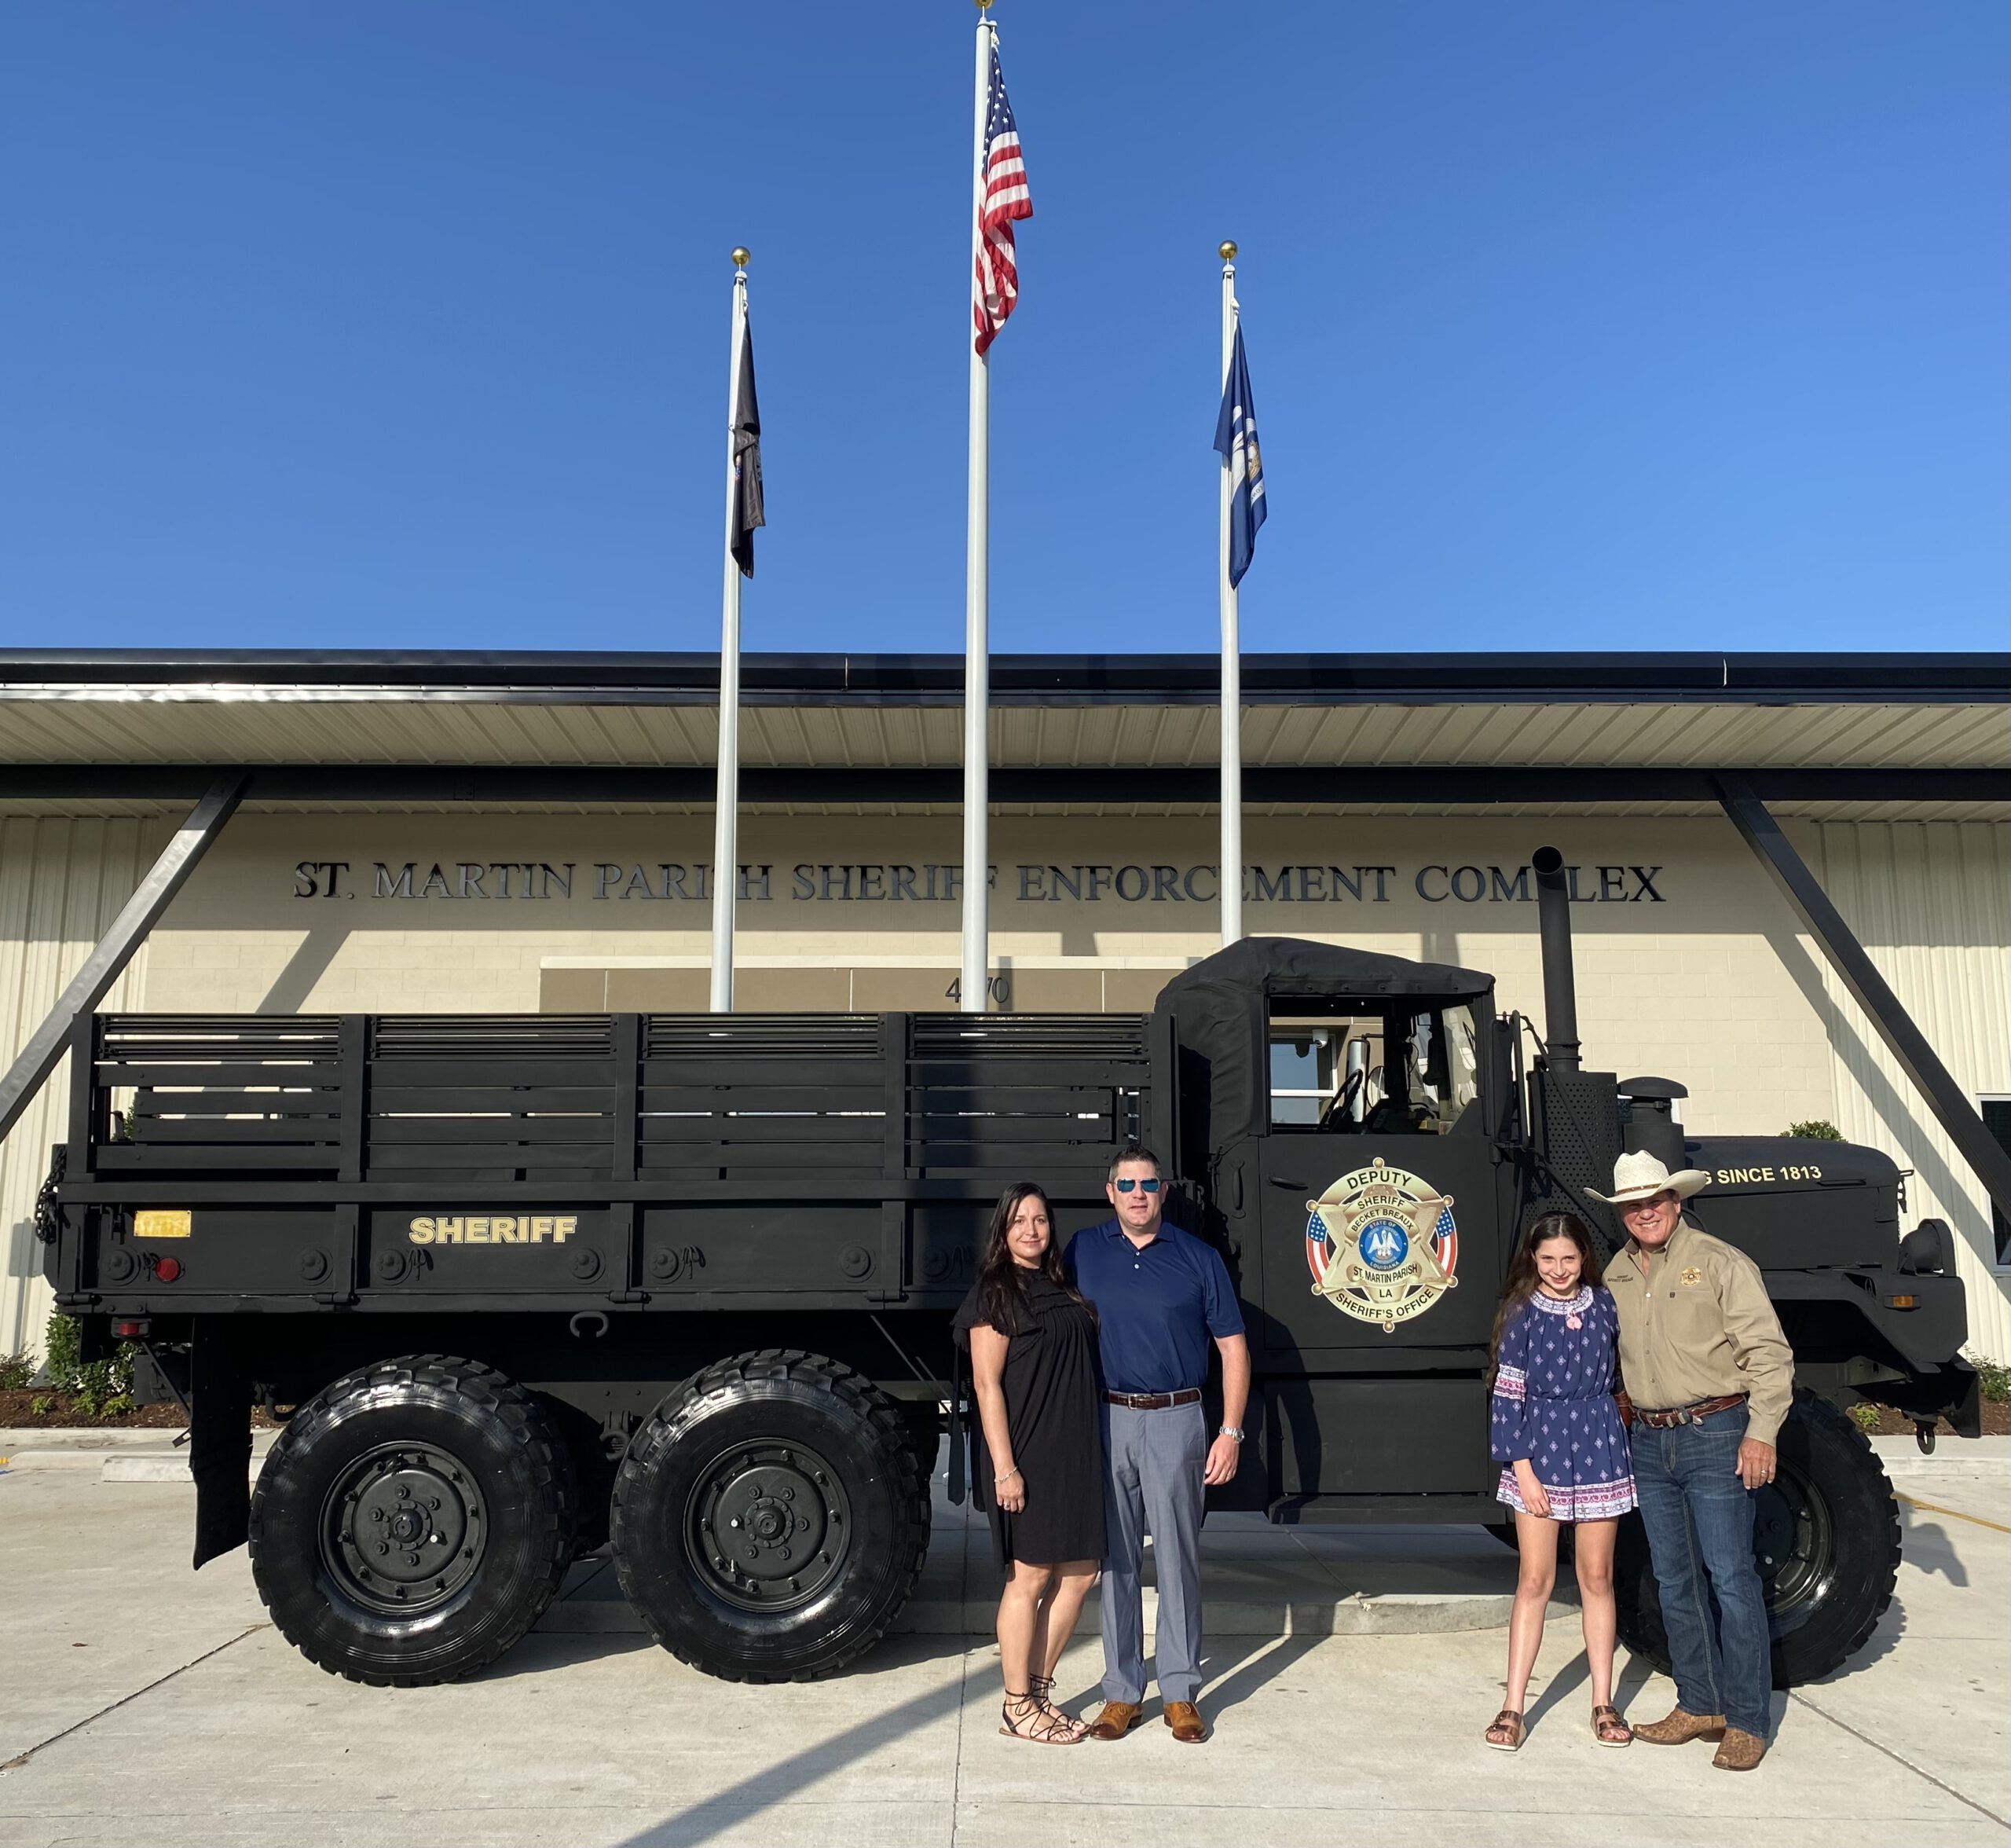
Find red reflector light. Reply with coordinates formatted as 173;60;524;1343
155;1256;182;1283
115;1319;146;1338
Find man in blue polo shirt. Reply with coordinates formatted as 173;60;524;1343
1064;1142;1249;1744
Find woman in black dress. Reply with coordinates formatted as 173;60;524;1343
954;1181;1105;1744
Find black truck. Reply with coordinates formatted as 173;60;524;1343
40;848;1976;1689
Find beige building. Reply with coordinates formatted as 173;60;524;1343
2;649;2006;1361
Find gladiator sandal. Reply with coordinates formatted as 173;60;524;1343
1029;1674;1087;1741
999;1689;1082;1745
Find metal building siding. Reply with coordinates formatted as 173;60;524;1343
1817;820;2011;1363
0;817;163;1361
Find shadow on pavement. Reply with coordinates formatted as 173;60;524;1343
614;1645;969;1848
1897;1518;1969;1588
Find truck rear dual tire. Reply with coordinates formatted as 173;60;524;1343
248;1355;577;1687
611;1349;929;1683
1614;1388;1899;1688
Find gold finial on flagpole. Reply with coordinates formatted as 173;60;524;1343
1219;241;1238;262
975;0;993;11
731;248;751;269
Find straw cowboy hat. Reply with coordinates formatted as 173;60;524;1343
1586;1150;1712;1208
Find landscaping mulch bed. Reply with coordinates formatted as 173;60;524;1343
0;1388;278;1431
1863;1399;2009;1439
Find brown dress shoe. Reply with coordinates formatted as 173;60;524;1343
1084;1700;1142;1741
1712;1728;1767;1771
1163;1700;1207;1744
1631;1708;1728;1746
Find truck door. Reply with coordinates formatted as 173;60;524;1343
1251;1003;1502;1358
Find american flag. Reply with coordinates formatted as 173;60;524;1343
973;38;1031;356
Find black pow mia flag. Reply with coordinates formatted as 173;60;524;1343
730;318;764;578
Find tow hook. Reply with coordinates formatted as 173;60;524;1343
1914;1419;1936;1455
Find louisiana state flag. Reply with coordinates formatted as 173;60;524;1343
1213;324;1266;588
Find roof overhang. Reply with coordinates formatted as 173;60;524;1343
2;650;2002;822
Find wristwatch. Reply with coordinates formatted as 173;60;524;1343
1218;1425;1244;1442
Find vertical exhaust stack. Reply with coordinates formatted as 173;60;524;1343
1530;847;1581;1072
1523;846;1623;1248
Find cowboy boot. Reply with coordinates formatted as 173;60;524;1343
1632;1707;1727;1745
1712;1729;1768;1771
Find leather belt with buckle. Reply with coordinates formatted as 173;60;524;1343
1103;1388;1203;1411
1634;1392;1748;1428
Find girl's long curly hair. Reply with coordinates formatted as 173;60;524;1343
973;1181;1090;1333
1487;1212;1604;1376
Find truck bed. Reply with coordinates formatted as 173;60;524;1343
47;1010;1163;1318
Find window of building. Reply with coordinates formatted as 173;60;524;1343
1984;1095;2011;1268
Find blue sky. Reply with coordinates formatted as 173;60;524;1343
0;2;2002;658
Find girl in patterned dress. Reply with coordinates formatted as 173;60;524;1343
1482;1212;1637;1752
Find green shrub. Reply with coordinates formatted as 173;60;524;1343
0;1352;34;1390
1783;1120;1844;1141
40;1311;137;1420
1974;1361;2010;1405
1848;1402;1882;1433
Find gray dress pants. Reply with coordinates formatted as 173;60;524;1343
1100;1399;1207;1705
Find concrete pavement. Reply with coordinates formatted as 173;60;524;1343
0;1460;2004;1846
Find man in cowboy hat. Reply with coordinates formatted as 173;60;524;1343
1591;1150;1793;1772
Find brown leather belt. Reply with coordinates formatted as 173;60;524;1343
1103;1388;1203;1411
1634;1392;1748;1429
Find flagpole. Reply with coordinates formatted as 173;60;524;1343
709;247;751;1013
1218;240;1243;948
961;0;994;1014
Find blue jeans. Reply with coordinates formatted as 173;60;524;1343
1630;1404;1773;1739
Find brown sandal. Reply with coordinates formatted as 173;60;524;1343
1028;1674;1085;1740
1592;1704;1632;1747
1484;1709;1526;1752
1000;1690;1082;1744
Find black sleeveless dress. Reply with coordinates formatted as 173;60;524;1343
954;1271;1107;1569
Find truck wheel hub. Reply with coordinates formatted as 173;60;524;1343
688;1444;848;1612
1751;1456;1834;1620
321;1445;486;1615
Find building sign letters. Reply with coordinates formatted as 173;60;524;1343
291;858;1667;906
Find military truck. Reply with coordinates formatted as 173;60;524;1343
40;847;1976;1688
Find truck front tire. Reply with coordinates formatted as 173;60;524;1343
248;1355;577;1686
1614;1388;1899;1687
611;1349;929;1683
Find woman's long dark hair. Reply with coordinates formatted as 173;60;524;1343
1487;1212;1605;1375
973;1181;1090;1333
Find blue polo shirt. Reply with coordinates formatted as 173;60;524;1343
1063;1219;1245;1395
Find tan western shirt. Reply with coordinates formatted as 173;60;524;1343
1606;1219;1794;1447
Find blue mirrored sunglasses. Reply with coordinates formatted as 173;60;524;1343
1112;1177;1161;1194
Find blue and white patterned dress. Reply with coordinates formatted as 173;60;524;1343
1490;1285;1637;1522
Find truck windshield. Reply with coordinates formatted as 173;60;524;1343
1267;1000;1483;1133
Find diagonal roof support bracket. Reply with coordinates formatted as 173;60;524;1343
1716;772;2011;1226
0;772;247;1146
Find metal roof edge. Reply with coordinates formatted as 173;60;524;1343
0;648;2005;705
